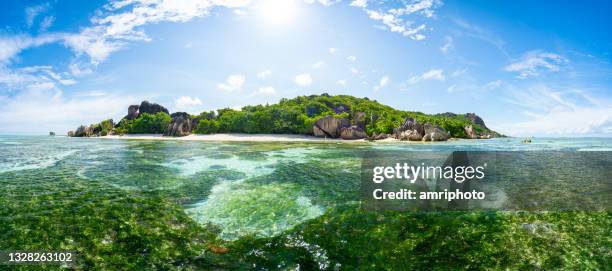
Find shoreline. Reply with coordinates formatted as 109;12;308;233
99;133;377;142
95;134;476;143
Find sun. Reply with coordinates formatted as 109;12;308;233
256;0;297;25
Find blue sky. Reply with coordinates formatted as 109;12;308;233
0;0;611;136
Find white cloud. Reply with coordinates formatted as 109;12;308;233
257;86;275;94
346;55;357;62
3;1;252;66
374;75;389;91
257;69;272;78
440;36;454;54
0;65;76;90
184;42;193;48
328;47;337;54
453;18;507;57
304;0;340;6
500;108;612;136
498;85;612;136
295;73;312;86
0;34;63;64
174;96;202;111
350;0;367;8
233;9;247;16
483;80;502;90
0;88;130;134
39;16;55;32
350;67;359;74
336;79;347;87
505;51;568;78
379;75;389;87
217;74;245;91
68;62;94;77
354;0;441;40
61;0;251;64
408;69;445;84
25;4;49;28
312;61;325;69
76;91;107;97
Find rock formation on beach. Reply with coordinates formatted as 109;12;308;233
164;112;193;137
391;117;449;141
313;116;350;138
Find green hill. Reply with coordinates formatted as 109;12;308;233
71;94;501;140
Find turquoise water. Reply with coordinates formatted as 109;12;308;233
0;135;610;269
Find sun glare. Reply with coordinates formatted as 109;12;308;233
256;0;297;25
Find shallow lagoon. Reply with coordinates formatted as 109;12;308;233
0;136;610;269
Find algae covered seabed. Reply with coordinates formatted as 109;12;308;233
0;136;610;270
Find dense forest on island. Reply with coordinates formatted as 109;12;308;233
70;94;501;140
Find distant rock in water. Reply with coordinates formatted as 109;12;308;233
49;131;55;136
139;101;169;115
164;112;192;137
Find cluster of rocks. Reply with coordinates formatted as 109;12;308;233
313;111;368;140
69;101;190;137
311;110;495;141
393;117;450;141
68;119;116;137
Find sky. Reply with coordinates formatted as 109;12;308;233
0;0;611;136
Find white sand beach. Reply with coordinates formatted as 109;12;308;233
101;133;376;142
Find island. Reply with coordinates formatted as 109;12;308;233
67;94;501;141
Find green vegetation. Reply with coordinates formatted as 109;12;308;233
229;207;611;270
75;94;499;138
116;112;171;134
195;119;220;134
189;94;496;137
0;141;608;270
91;119;114;136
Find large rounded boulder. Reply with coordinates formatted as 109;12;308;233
313;116;349;138
126;105;140;120
164;112;192;137
393;117;424;139
423;123;450;141
464;125;479;139
73;125;94;137
340;125;367;140
139;101;169;115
